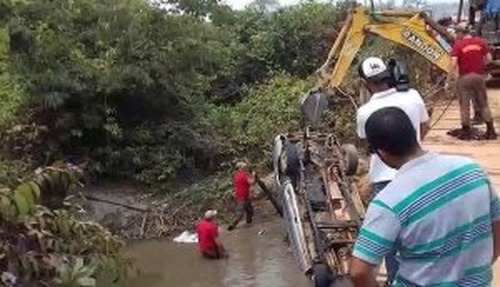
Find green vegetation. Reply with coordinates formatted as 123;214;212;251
0;163;125;286
0;0;446;285
0;1;351;284
0;0;349;189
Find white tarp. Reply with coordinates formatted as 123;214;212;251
173;230;198;243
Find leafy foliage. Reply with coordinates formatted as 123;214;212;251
0;163;125;286
209;72;311;162
0;28;25;129
0;0;350;189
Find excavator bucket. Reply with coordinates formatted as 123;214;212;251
300;90;329;128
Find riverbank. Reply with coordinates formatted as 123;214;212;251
76;171;288;240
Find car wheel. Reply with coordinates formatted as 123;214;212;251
312;264;333;287
341;144;358;176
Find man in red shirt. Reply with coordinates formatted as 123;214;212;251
196;210;227;259
450;23;497;140
227;161;254;231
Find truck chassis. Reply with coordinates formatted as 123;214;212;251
272;127;365;287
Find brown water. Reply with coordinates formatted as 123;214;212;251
125;202;311;287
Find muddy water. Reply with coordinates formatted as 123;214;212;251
124;202;311;287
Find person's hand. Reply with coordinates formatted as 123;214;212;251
445;76;456;93
447;73;457;83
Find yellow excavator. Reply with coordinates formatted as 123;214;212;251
314;5;454;95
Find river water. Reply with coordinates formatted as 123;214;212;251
124;202;311;287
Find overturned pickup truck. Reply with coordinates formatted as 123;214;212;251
270;92;366;287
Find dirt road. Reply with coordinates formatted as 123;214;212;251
423;87;500;284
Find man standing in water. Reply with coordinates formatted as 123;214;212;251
227;161;255;231
196;210;227;259
350;107;500;286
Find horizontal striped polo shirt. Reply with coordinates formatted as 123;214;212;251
353;152;500;286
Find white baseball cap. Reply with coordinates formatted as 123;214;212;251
359;57;389;80
204;210;218;219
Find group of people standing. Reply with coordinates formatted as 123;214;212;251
350;23;500;286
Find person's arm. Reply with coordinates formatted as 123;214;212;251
481;39;493;66
349;200;401;287
214;226;227;256
248;171;255;185
415;92;430;140
493;221;500;263
356;109;371;155
486;52;493;66
349;258;379;287
420;122;430;140
450;56;459;79
489;181;500;263
449;41;459;75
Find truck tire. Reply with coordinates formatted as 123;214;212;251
312;264;333;287
341;144;358;176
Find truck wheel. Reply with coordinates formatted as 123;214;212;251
341;144;358;176
312;264;333;287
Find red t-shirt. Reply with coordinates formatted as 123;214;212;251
234;170;250;202
451;36;490;76
196;219;218;253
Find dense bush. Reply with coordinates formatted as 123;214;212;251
0;163;125;286
0;0;349;189
209;72;312;162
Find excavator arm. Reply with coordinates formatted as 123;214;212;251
316;5;454;92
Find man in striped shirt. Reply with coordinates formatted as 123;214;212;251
349;107;500;286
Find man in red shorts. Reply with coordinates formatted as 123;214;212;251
450;23;497;140
227;161;254;231
196;210;227;259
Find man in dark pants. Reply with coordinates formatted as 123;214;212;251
227;161;254;231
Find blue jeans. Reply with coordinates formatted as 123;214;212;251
372;181;399;285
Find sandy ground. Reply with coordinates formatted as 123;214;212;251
422;87;500;284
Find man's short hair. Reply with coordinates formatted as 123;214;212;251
236;161;247;169
204;210;217;220
365;107;418;156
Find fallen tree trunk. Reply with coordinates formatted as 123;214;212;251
83;194;149;212
255;175;283;217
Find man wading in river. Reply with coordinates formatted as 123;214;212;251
227;162;255;231
349;107;500;286
196;210;227;259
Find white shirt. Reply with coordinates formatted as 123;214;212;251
356;88;429;183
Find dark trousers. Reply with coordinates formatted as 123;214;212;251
372;181;398;285
201;244;226;259
228;200;253;229
457;73;493;127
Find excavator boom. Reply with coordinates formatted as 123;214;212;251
317;5;454;92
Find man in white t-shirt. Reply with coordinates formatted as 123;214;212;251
356;57;430;285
